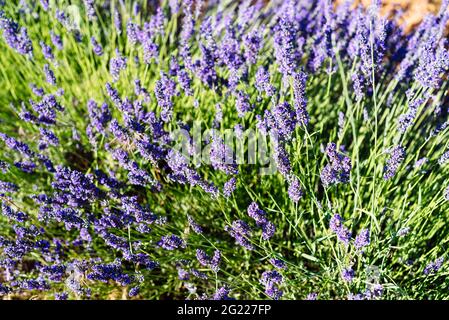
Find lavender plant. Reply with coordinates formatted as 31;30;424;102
0;0;448;300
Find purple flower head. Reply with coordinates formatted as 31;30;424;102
54;292;68;300
234;90;252;118
110;49;127;82
87;260;132;286
209;133;238;175
40;0;49;10
1;203;28;222
187;215;203;234
225;220;253;250
50;30;63;50
273;17;299;78
39;128;59;149
129;286;140;297
439;149;449;166
91;37;103;56
243;27;263;65
223;177;237;198
157;234;186;250
262;221;276;240
87;100;112;134
271;102;297;140
40;41;54;61
196;249;221;272
306;292;318;300
84;0;96;21
354;228;370;250
342;267;355;282
155;73;177;122
329;214;352;245
0;15;33;55
292;71;309;126
190;268;208;280
114;9;122;33
247;202;268;226
272;139;291;177
415;157;428;168
30;83;44;97
177;267;190;280
260;270;283;300
177;69;193;96
43;64;56;86
0;180;18;193
288;176;303;203
383;145;405;180
424;257;444;275
269;258;287;270
255;67;276;97
212;286;233;300
321;142;351;187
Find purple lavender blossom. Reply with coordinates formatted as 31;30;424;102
190;268;208;280
273;17;299;78
30;83;44;97
91;37;103;56
288;176;303;203
177;267;190;281
306;292;318;300
129;286;140;297
255;67;276;97
383;145;405;180
187;215;203;234
223;177;237;198
320;142;352;187
260;270;283;300
234;90;252;118
54;292;68;300
177;69;193;96
292;71;309;126
0;180;17;193
415;157;428;168
424;257;444;275
84;0;96;21
209;133;238;175
272;139;291;177
269;258;287;270
354;228;370;250
154;73;177;122
329;214;352;245
438;149;449;166
271;102;297;140
39;128;59;149
262;221;276;240
50;30;63;50
342;267;355;282
157;234;186;250
247;202;268;226
114;9;122;33
196;249;221;272
225;220;253;250
109;49;127;82
0;14;33;55
43;64;56;86
40;41;54;61
212;286;233;300
40;0;49;11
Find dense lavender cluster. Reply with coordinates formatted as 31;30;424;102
0;0;447;301
320;143;352;187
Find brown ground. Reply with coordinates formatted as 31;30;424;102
337;0;442;31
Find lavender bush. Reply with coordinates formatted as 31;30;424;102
0;0;448;300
